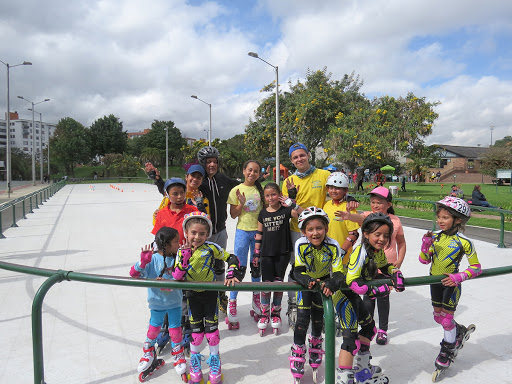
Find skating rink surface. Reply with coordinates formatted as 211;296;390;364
1;183;511;384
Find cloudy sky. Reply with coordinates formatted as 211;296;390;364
1;0;511;147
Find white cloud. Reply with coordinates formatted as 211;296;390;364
0;0;511;147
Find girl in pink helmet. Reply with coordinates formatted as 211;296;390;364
335;186;406;345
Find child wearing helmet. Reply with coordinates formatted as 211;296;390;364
172;211;242;384
419;196;481;373
129;227;187;381
323;172;361;265
289;206;345;383
152;177;196;243
335;186;406;345
334;212;405;384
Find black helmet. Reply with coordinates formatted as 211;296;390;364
362;212;393;233
154;227;179;251
197;146;220;167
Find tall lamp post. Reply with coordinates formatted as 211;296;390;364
191;95;212;146
165;127;169;179
248;52;280;182
490;125;495;147
17;96;50;185
0;59;32;197
28;108;45;182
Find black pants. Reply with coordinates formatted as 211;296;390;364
363;293;390;331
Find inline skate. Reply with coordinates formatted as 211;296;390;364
270;305;282;335
308;334;324;383
286;296;297;331
138;342;165;382
289;344;306;383
353;351;388;384
225;299;239;330
258;303;270;336
171;344;188;382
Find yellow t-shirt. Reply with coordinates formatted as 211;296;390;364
227;184;262;231
282;168;331;233
323;199;360;264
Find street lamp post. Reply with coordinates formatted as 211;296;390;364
191;95;212;146
490;125;495;147
248;52;280;182
165;127;169;179
28;108;44;182
0;59;32;197
17;96;50;185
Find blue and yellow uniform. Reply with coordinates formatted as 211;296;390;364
420;231;481;310
292;236;344;345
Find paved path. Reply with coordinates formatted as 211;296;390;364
0;183;511;384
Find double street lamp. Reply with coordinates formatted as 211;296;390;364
248;52;280;182
28;108;46;183
17;96;50;186
0;59;32;197
191;95;211;145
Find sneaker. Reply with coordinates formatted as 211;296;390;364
376;329;388;345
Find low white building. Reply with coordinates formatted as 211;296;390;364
0;112;56;155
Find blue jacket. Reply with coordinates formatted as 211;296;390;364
133;253;182;310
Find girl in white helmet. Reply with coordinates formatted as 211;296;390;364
420;197;481;377
289;206;345;383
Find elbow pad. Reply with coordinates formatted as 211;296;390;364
419;254;431;265
172;267;187;280
349;281;369;295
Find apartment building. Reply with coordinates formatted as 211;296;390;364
0;112;56;155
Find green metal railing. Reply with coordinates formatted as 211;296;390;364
1;261;512;384
0;181;66;238
353;194;511;248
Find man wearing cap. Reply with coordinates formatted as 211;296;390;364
282;143;358;328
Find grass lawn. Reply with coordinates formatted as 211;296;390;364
352;181;512;231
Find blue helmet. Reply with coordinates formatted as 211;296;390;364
163;177;186;196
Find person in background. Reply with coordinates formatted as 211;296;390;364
450;185;464;198
471;185;498;208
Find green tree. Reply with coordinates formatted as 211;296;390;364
0;148;31;181
217;134;250;178
181;140;208;165
89;114;127;157
51;117;91;176
405;144;441;182
140;121;186;166
480;145;512;177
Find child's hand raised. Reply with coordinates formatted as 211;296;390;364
334;210;350;221
235;189;246;205
140;244;153;267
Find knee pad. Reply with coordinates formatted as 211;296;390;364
147;324;160;340
205;329;220;346
204;321;218;335
433;311;442;325
341;330;361;356
191;332;205;346
359;318;377;341
168;327;182;343
250;261;261;278
238;266;247;280
440;312;455;331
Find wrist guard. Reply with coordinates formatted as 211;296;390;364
368;284;390;299
180;248;192;268
392;270;405;292
288;187;298;199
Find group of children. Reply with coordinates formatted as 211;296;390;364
129;144;482;384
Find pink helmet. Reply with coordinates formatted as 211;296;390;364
369;186;392;202
436;196;471;218
182;211;213;238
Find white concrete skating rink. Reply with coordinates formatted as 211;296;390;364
1;183;511;384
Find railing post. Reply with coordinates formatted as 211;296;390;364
322;294;335;384
22;196;27;219
35;194;39;209
32;272;66;384
11;203;18;227
29;195;34;213
0;211;5;239
498;212;506;248
39;191;43;205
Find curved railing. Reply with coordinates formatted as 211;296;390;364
0;180;67;237
1;261;512;384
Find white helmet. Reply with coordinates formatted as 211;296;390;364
298;206;330;229
436;196;471;218
326;172;350;188
182;211;213;238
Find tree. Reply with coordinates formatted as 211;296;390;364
140;120;186;166
480;145;512;177
51;117;91;176
89;114;127;157
181;140;208;166
405;144;441;182
102;153;141;177
245;68;365;168
217;134;250;178
0;148;31;181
